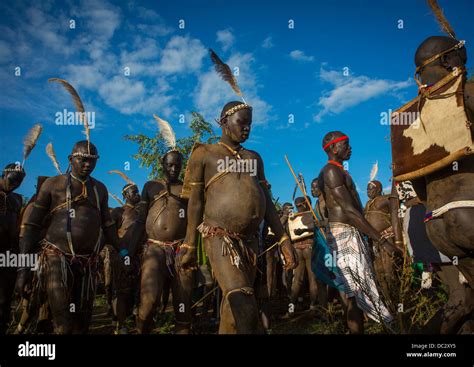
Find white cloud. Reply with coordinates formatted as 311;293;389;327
158;36;207;74
262;36;273;49
97;75;174;116
79;0;121;42
98;76;146;114
136;6;159;20
194;52;272;125
133;5;173;37
136;23;173;37
216;29;234;52
65;64;105;89
23;7;74;57
124;37;160;61
289;50;314;62
314;66;412;122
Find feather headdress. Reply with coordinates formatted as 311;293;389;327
22;124;43;167
427;0;456;39
108;170;135;185
153;114;177;152
45;142;62;175
209;49;246;104
48;78;91;153
369;161;378;183
108;170;136;194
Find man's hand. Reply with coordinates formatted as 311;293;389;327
15;268;32;298
176;244;197;271
280;238;297;270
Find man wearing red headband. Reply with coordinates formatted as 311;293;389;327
318;131;398;333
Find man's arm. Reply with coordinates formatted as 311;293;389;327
183;146;205;250
19;179;52;256
123;183;152;258
99;183;124;254
16;178;52;296
390;181;404;249
324;166;381;242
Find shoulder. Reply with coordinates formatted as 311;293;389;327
322;164;342;178
190;142;208;158
143;179;165;191
91;178;107;192
245;148;262;160
41;175;66;192
322;164;346;187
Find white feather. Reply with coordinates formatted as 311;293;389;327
153;114;176;150
369;161;378;182
45;142;62;174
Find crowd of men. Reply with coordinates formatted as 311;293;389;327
1;3;473;334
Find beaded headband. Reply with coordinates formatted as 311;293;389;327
71;152;100;159
217;103;253;125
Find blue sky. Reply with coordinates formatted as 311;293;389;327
1;0;473;206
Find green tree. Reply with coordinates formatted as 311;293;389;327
125;112;219;179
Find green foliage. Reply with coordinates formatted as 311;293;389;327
125;112;219;180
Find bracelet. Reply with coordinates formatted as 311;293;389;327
180;243;196;250
394;240;404;245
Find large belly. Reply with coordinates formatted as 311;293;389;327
146;201;187;241
204;174;266;234
45;206;102;254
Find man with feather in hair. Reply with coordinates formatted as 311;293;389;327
177;49;297;334
0;123;41;334
363;162;403;298
132;115;193;334
16;80;128;334
390;0;474;333
105;170;143;334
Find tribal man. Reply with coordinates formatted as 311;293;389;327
107;175;143;334
135;116;192;334
364;180;403;296
16;175;51;334
390;2;474;332
318;131;396;333
16;140;128;334
178;101;297;334
0;163;26;333
1;124;42;333
289;196;327;314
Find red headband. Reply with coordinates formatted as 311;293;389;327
323;135;348;151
